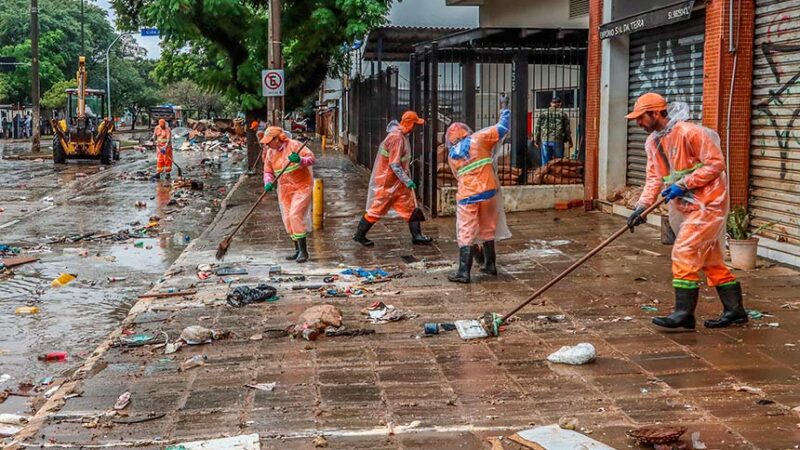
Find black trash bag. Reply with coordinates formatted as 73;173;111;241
226;284;277;307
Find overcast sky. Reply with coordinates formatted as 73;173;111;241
95;0;478;60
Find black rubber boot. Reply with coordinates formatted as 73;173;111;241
447;246;472;283
705;282;748;328
652;287;698;329
353;217;375;247
295;237;309;263
150;174;160;182
480;240;497;275
285;240;300;261
409;221;433;245
165;172;172;180
473;244;485;266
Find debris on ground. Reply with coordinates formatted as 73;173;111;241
15;306;40;315
38;351;68;362
290;305;343;339
341;267;389;279
0;413;30;438
455;319;488;340
50;273;77;287
321;286;367;298
558;416;579;430
626;425;687;447
691;432;707;450
641;305;659;313
226;284;278;307
511;424;615;449
120;333;156;347
180;355;207;371
164;433;260;450
547;343;597;365
312;435;328;448
245;383;276;392
180;325;230;344
113;391;131;410
732;384;766;396
216;266;248;276
324;326;375;337
361;302;417;324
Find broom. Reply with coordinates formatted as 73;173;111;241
215;140;310;260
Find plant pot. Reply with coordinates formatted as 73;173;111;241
728;237;759;270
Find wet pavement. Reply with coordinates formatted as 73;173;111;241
0;143;245;408
5;148;800;449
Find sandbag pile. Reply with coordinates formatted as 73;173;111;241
528;158;583;185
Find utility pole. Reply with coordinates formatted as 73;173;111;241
81;0;85;55
268;0;283;126
30;0;40;152
106;33;125;123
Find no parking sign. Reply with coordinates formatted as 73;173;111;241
262;69;284;97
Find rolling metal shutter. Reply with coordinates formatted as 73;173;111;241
750;0;800;251
626;11;705;186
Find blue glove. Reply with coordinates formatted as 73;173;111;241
288;152;301;164
264;182;274;192
159;148;167;155
661;184;686;203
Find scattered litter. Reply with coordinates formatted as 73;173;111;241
180;355;207;371
249;334;263;341
512;424;615;450
164;341;182;355
361;302;417;324
440;323;456;331
245;383;276;392
455;319;488;340
732;384;765;395
322;286;367;298
121;334;155;347
341;267;389;279
424;323;439;335
134;201;147;208
15;306;40;315
640;305;659;313
216;267;248;276
0;414;30;426
324;326;375;337
627;425;687;447
180;326;228;345
50;273;76;287
38;351;68;362
747;309;763;320
791;406;800;418
107;276;127;282
558;416;579;430
0;374;9;385
547;343;596;365
313;435;328;448
227;284;278;307
165;433;260;450
114;391;131;410
768;322;780;328
290;305;343;339
537;314;566;323
756;399;775;405
691;431;707;449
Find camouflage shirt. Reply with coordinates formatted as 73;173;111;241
534;107;572;144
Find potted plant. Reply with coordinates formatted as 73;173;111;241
726;206;772;270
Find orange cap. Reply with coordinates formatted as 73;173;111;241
259;126;287;145
626;92;667;119
445;122;470;146
250;120;260;130
399;110;424;133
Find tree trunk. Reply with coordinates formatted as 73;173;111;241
130;109;137;131
245;109;264;173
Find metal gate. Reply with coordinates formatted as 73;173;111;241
750;0;800;252
626;11;706;185
349;67;404;170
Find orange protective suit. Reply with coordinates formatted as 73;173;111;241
636;106;735;289
365;122;416;222
154;121;172;174
263;138;314;240
446;110;512;247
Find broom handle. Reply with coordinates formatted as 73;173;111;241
497;197;666;326
226;140;311;239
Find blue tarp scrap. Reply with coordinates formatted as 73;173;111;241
340;267;389;278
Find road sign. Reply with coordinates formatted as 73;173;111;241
140;28;160;37
262;69;284;97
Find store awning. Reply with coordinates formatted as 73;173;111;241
599;0;695;39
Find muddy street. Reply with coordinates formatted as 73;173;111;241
0;143;245;403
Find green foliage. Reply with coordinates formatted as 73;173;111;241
112;0;392;112
163;79;229;118
727;206;774;240
41;79;77;110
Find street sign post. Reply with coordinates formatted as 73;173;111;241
262;69;284;97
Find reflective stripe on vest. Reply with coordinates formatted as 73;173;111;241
663;163;704;184
380;147;410;162
276;163;301;176
456;157;493;177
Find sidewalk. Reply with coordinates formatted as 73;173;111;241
12;149;800;449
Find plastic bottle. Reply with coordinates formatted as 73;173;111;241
38;352;68;362
180;355;206;371
15;306;40;315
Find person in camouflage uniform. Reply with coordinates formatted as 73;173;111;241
534;96;573;166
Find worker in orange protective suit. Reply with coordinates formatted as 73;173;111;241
352;111;433;247
262;127;315;263
151;119;173;181
445;105;512;283
626;92;747;329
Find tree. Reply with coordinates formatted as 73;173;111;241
108;57;162;129
111;0;392;164
163;79;228;119
40;79;77;110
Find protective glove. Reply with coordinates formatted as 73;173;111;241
627;206;647;233
405;180;417;190
264;182;274;193
287;152;301;164
661;184;687;203
159;147;167;155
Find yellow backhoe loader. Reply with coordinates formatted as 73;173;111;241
51;56;118;164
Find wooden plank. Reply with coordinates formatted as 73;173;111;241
1;256;40;268
137;289;198;299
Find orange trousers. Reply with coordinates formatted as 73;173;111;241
156;147;173;174
279;184;312;239
456;197;498;247
672;208;736;288
366;187;416;223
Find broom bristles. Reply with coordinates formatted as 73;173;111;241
215;236;231;260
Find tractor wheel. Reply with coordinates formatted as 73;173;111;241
53;136;67;164
100;138;113;165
